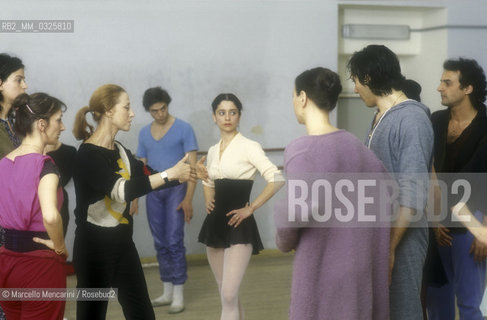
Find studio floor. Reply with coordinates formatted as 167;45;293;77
63;251;294;319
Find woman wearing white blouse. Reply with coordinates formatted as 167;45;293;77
198;93;284;320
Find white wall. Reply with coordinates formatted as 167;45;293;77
445;0;487;69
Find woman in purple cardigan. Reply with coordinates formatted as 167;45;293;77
274;67;391;320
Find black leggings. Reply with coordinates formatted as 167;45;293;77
73;237;155;320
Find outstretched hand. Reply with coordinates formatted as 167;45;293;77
196;156;209;181
167;154;196;183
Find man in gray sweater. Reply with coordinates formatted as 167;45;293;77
348;44;434;320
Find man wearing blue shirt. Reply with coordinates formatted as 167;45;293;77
134;87;198;314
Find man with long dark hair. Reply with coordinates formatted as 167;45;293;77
348;45;434;320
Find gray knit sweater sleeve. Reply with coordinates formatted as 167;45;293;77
368;100;434;212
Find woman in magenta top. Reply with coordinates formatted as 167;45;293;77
0;92;68;320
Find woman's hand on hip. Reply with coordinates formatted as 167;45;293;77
206;198;215;214
32;237;69;258
227;202;254;228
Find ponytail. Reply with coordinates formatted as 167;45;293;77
73;84;126;141
72;106;94;141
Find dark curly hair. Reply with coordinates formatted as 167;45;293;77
443;58;487;109
142;87;172;111
347;45;406;97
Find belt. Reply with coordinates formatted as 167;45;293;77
3;228;49;252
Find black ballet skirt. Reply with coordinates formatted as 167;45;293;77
198;179;264;255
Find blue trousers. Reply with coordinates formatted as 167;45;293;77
427;229;486;320
146;183;187;285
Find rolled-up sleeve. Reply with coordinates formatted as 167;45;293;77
246;141;284;183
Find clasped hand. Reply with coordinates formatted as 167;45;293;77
167;154;196;183
195;156;209;181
